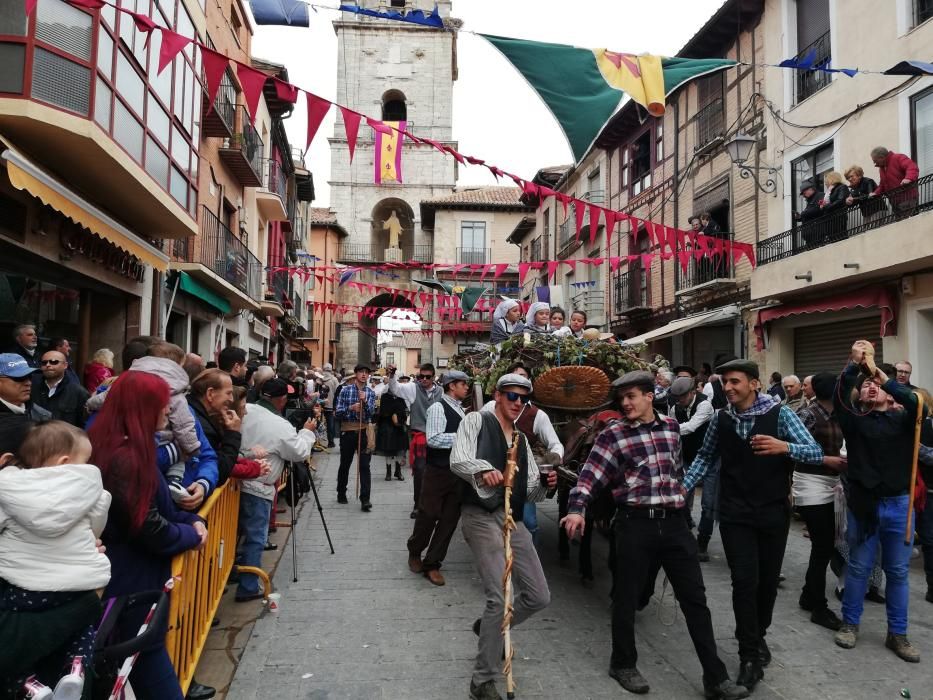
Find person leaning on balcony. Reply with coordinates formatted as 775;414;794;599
795;179;826;249
844;165;886;222
819;171;850;241
870;146;920;215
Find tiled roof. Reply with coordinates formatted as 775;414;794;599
308;208;337;225
422;186;527;208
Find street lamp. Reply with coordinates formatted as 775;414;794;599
725;131;778;194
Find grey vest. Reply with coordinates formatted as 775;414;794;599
461;412;529;516
409;383;442;432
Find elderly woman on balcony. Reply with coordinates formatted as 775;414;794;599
844;165;886;223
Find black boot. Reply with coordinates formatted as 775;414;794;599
926;573;933;603
736;660;763;690
697;534;710;562
394;463;405;481
385;464;392;481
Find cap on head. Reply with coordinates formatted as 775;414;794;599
611;370;655;393
672;365;697;377
323;363;333;371
496;373;532;392
799;179;815;194
0;354;39;379
715;359;760;380
261;378;289;398
669;376;696;398
354;363;371;373
442;370;470;388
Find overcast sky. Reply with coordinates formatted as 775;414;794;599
250;0;727;206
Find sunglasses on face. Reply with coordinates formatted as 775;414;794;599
41;359;62;366
503;391;531;404
419;375;435;381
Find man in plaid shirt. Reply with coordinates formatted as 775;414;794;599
562;370;747;700
334;363;377;511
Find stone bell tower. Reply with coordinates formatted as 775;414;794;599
329;0;457;369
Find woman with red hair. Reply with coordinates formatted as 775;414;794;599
88;372;207;699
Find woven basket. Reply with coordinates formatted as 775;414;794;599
532;365;611;410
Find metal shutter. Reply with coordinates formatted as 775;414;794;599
793;315;884;378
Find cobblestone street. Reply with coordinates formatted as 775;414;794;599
227;450;932;700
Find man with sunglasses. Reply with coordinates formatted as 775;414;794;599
389;363;443;518
451;373;556;700
31;350;90;428
561;371;747;699
0;353;50;426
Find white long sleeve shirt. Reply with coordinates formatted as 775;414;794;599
481;400;564;458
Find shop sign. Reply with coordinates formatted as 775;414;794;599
252;318;271;339
56;216;146;282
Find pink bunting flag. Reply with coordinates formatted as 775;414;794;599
574;203;586;242
200;48;230;116
488;165;504;181
694;234;709;261
556;193;571;217
466;156;485;166
588;205;603;245
442;145;466;165
677;251;691;274
236;62;268;125
609;256;622;273
564;259;577;272
130;11;157;41
479;264;492;281
521;180;539;199
366;117;393;135
518;262;531;285
273;78;299;104
730;241;743;264
546;261;560;283
341;107;362;162
663;226;678;259
641;253;655;270
25;0;38;15
604;210;619;249
157;28;190;75
493;263;508;278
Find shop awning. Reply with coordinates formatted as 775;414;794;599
176;272;231;314
623;304;740;346
1;146;169;272
754;286;897;351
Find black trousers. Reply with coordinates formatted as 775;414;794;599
557;485;594;578
719;515;789;662
611;511;728;684
412;451;427;508
797;502;836;610
407;466;462;570
337;430;371;501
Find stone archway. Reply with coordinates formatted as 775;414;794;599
356;292;418;369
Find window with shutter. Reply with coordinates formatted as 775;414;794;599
911;87;933;176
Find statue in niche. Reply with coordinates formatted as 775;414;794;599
382;210;403;249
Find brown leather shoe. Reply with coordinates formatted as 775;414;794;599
424;569;445;586
407;556;422;574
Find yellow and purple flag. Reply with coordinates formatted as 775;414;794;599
375;120;405;185
483;35;735;162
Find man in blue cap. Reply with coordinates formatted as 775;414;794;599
407;369;471;586
0;353;51;424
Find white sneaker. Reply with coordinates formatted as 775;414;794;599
23;677;53;700
52;657;85;700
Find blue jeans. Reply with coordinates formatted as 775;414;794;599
917;496;933;579
523;502;538;543
841;494;913;634
236;492;273;597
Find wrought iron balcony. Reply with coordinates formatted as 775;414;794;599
695;99;725;152
529;236;542;263
614;270;650;314
676;231;736;294
457;247;490;265
337;243;432;263
202;73;235;138
756;174;933;265
190;206;262;300
795;31;832;103
218;106;263;187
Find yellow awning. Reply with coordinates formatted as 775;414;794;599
1;146;169;272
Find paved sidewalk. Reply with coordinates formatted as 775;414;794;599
226;450;932;699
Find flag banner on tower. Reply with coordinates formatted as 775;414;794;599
375;120;405;184
482;34;735;162
248;0;310;27
337;4;443;28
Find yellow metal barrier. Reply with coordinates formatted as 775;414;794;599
166;479;244;695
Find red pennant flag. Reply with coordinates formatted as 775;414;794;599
236;62;268;125
273;78;299;105
494;263;508;278
480;264;493;281
546;261;560;283
518;262;531;285
564;259;578;272
641;253;655;270
442;145;466;165
590;257;604;266
200;48;230;116
712;238;724;260
488;165;504;181
694;234;709;261
130;11;157;39
730;241;742;265
341;107;362;162
664;227;678;259
574;202;586;242
555;193;571;217
741;242;757;268
466;156;485;165
677;251;691;274
604;210;619;249
157;28;190;75
25;0;38;15
609;256;622;273
521;181;539;199
629;217;641;241
588;205;603;245
367;117;393;135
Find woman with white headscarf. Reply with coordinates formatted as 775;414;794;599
513;301;552;336
490;299;522;344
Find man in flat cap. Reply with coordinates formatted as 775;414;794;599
407;370;471;587
683;359;823;689
451;373;557;700
562;371;747;700
335;363;377;511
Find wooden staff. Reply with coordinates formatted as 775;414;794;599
356;385;366;500
906;391;924;545
501;430;520;700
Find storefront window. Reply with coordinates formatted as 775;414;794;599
0;273;80;347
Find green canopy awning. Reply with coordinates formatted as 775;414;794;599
176;272;231;314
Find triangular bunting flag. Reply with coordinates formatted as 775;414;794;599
341;107;362;162
609;256;621;272
200;48;230;116
236;62;268;125
518;262;532;285
574;202;586;242
546;261;560;283
604;209;619;249
157;28;190;75
273;78;299;104
588;205;602;245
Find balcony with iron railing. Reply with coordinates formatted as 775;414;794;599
170;206;262;305
795;31;832;104
337;242;433;263
457;247;490;265
614;269;650;315
202;73;235;138
695;99;725;153
582;190;605;205
676;231;737;295
218;106;263;187
257;158;288;221
752;175;933;299
529;237;542;263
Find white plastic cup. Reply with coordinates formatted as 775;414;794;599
267;592;281;613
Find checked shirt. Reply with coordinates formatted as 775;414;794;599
568;412;686;514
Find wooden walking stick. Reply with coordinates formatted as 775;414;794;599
905;391;924;545
501;430;520;700
356;384;366;500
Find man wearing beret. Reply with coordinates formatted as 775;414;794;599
683;359;823;689
562;371;747;699
451;373;557;700
407;370;471;586
335;364;377;511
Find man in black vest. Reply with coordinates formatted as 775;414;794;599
683;359;823;690
451;373;556;700
407;369;470;586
